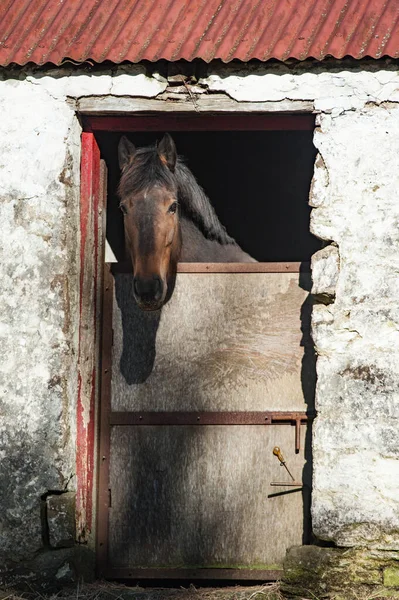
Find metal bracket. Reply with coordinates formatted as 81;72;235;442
109;410;315;452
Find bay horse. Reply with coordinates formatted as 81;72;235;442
118;133;255;311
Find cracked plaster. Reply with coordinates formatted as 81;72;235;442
309;105;399;547
201;63;399;113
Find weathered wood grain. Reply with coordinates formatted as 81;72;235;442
107;271;314;572
111;272;314;412
111;262;307;273
79;95;313;116
108;424;311;569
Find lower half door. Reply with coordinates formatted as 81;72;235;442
99;268;314;579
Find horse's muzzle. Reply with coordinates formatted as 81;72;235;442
133;275;165;311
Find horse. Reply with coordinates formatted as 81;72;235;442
118;133;255;311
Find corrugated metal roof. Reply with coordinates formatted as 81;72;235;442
1;0;399;67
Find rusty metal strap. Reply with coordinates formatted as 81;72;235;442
109;411;315;451
109;410;313;426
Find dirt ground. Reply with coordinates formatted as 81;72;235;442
3;581;399;600
0;582;282;600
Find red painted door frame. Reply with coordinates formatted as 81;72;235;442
77;132;105;543
82;113;315;133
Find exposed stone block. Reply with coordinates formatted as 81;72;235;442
46;492;76;548
384;567;399;588
283;545;399;598
0;546;95;592
311;244;339;300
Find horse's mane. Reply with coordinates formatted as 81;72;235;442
174;160;234;245
118;146;235;246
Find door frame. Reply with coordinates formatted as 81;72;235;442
78;109;316;579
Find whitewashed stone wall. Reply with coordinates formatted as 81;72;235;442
310;107;399;549
0;80;81;563
1;60;399;575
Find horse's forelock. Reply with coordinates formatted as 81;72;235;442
118;146;176;199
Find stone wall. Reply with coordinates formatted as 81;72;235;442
1;60;399;587
310;107;399;549
0;79;81;567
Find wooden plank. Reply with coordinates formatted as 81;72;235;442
76;132;101;543
79;94;314;117
177;262;309;273
111;261;309;273
111;272;314;412
83;113;315;132
96;265;114;576
108;425;311;569
103;567;283;581
91;159;107;547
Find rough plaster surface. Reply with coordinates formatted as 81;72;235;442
310;106;399;548
0;78;81;561
23;65;167;100
1;61;399;570
201;62;399;113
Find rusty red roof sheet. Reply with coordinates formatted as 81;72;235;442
1;0;399;67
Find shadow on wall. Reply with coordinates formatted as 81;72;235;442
299;263;316;545
115;275;161;384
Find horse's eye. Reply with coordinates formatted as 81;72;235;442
168;202;178;214
120;204;128;215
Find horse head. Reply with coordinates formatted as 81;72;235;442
118;133;181;311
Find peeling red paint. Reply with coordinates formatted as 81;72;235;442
76;132;101;542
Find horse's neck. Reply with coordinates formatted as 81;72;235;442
179;216;255;262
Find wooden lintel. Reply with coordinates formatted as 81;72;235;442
79;94;314;120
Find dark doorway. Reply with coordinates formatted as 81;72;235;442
95;129;320;262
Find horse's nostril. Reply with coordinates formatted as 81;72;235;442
133;276;164;303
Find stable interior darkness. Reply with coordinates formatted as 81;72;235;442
96;130;320;262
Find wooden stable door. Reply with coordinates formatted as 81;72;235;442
97;264;314;581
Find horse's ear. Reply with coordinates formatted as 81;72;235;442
157;133;177;172
118;136;136;170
